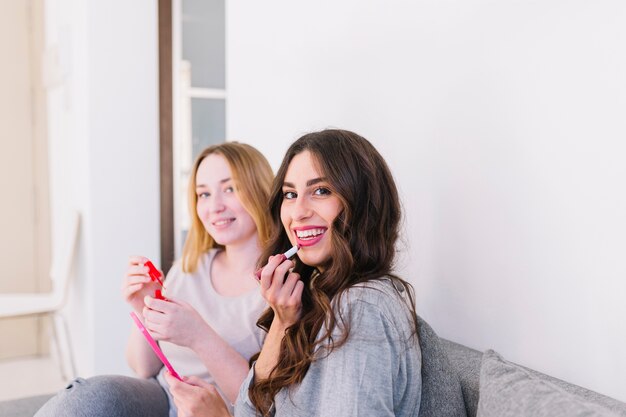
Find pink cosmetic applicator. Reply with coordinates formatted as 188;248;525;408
254;245;299;280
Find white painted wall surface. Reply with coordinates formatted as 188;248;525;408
44;0;159;377
226;0;626;401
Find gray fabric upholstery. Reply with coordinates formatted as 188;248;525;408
477;350;625;417
517;367;626;416
441;342;626;417
417;316;467;417
0;394;53;417
440;339;482;417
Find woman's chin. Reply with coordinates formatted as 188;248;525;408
297;250;330;270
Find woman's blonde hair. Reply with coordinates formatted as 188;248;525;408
181;142;274;273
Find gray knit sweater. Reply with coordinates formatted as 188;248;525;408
235;279;422;417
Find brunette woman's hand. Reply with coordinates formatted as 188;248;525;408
121;256;162;315
258;255;304;328
142;296;210;349
164;372;232;417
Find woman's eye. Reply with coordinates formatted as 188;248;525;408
224;186;234;193
313;187;331;196
198;192;210;199
283;191;297;200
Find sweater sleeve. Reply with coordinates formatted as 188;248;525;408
234;364;264;417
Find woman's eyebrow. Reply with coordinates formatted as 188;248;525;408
196;177;231;189
283;178;326;188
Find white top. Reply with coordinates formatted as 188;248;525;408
156;249;267;416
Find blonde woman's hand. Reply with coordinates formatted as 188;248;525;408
142;296;209;349
258;255;304;328
164;373;232;417
121;256;162;315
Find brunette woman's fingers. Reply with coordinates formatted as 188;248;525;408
264;261;295;307
268;259;294;292
290;280;304;305
259;255;285;290
281;272;300;300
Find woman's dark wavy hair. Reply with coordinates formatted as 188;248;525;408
249;129;418;415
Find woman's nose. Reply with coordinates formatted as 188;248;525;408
292;196;312;221
209;193;225;213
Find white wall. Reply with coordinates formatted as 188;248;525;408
227;0;626;401
45;0;159;376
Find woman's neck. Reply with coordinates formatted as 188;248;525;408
209;234;262;297
222;235;261;274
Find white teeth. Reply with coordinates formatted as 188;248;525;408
214;219;234;226
296;228;325;239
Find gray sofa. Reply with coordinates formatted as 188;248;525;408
442;339;626;417
2;322;625;417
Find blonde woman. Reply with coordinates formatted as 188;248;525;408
36;142;274;417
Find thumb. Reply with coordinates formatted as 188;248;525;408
183;376;213;389
164;371;185;387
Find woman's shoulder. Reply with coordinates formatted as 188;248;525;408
336;278;413;321
166;249;218;280
343;277;407;306
331;277;417;343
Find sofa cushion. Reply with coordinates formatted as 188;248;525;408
417;315;467;417
477;350;619;417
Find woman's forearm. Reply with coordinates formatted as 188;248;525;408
191;323;252;404
252;320;288;382
126;325;163;378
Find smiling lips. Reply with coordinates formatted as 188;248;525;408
293;227;327;247
212;218;235;228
